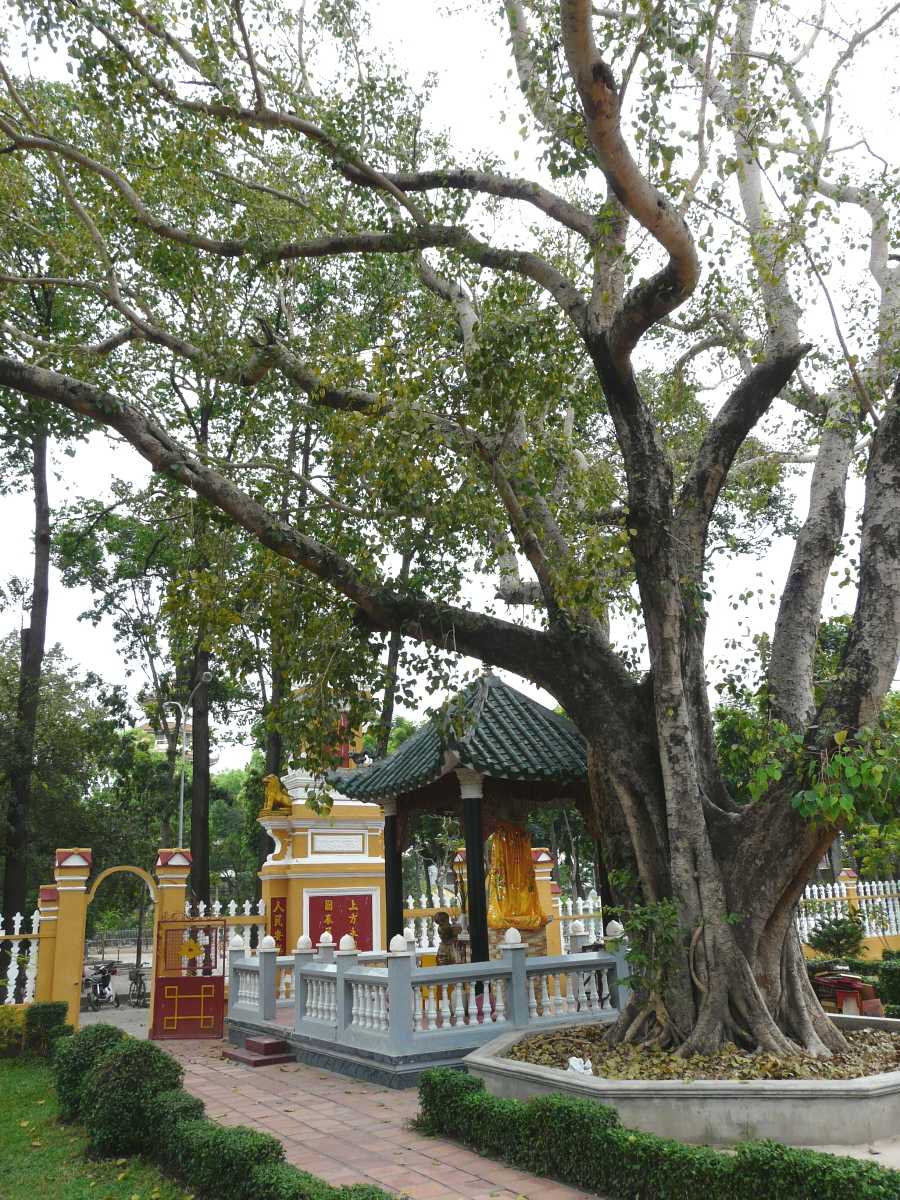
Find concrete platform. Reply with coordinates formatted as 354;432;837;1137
465;1015;900;1147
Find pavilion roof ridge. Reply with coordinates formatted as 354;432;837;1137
326;676;587;802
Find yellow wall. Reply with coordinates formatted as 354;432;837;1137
803;934;900;962
259;794;387;950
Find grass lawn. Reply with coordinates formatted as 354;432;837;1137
0;1057;190;1200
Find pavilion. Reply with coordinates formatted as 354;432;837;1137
327;673;590;962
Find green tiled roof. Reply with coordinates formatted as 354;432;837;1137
327;675;587;801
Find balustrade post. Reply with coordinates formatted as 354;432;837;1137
34;885;58;1003
386;934;414;1053
499;929;529;1028
569;920;589;955
227;933;245;1016
258;934;278;1022
317;932;336;964
293;935;315;1029
335;935;358;1034
605;923;631;1010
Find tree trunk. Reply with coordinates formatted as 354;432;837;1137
257;651;284;896
160;718;180;846
190;649;211;905
585;710;844;1060
376;552;412;758
2;423;49;925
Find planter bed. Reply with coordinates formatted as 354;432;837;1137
464;1015;900;1146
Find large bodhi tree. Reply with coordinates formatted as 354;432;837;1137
0;0;899;1055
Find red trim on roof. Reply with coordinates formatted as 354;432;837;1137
54;849;93;867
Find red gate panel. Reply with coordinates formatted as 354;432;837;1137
151;918;226;1040
151;975;224;1039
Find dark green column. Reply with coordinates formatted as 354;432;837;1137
383;801;405;944
458;770;489;963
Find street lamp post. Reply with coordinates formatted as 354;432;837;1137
163;671;212;849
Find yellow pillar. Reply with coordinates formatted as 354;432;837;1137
150;850;192;1033
33;884;58;1003
259;779;292;951
51;850;93;1028
534;849;562;956
840;868;860;916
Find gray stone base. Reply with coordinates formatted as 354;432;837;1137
227;1019;470;1089
464;1015;900;1146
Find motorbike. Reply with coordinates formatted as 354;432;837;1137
87;962;120;1011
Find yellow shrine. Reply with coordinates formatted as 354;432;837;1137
258;768;387;953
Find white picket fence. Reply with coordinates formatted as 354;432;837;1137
403;897;463;951
0;910;41;1005
796;878;900;942
553;892;603;952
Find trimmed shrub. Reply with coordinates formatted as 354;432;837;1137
168;1119;284;1200
50;1022;126;1121
144;1087;206;1166
416;1069;900;1200
0;1005;27;1056
884;1004;900;1019
24;1001;70;1055
878;960;900;1006
81;1038;182;1155
247;1163;392;1200
416;1067;484;1137
807;912;866;960
732;1140;900;1200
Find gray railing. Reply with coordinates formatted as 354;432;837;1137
228;923;629;1057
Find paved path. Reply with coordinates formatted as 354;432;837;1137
168;1041;597;1200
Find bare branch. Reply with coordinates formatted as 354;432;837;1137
819;378;900;731
768;415;857;729
338;164;597;242
675;344;811;575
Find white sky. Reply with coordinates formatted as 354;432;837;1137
0;2;893;769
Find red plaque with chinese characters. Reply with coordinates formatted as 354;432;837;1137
308;893;373;950
269;896;288;955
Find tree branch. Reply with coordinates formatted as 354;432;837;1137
338;164;597;242
0;354;557;682
768;414;857;730
819;376;900;732
675;345;810;576
560;0;699;358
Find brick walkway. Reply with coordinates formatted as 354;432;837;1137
168;1041;598;1200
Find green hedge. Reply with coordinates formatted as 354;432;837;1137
246;1164;402;1200
50;1022;126;1121
167;1119;285;1199
417;1069;900;1200
81;1038;184;1156
879;961;900;1006
144;1087;206;1165
60;1033;393;1200
24;1002;71;1055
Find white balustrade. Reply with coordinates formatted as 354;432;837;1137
1;910;41;1006
555;894;603;953
232;926;626;1060
795;876;900;943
